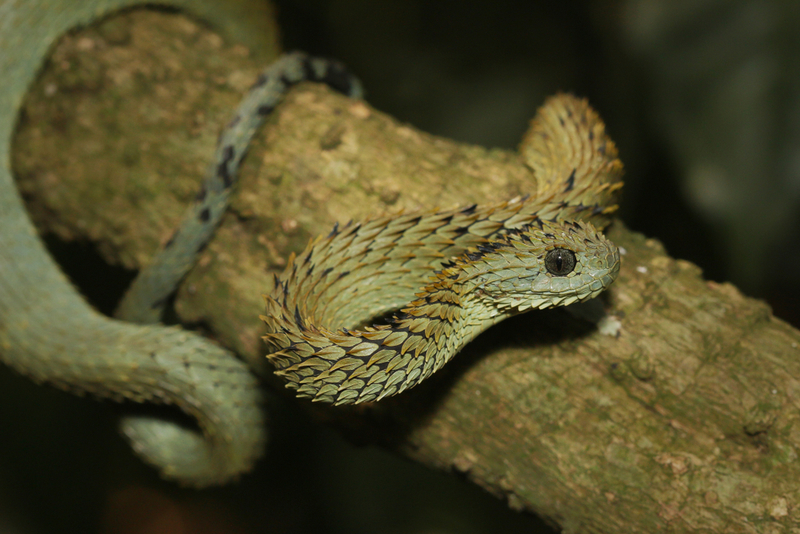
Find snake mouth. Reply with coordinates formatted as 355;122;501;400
529;290;604;310
507;286;606;312
527;259;620;310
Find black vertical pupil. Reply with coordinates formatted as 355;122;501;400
544;248;576;276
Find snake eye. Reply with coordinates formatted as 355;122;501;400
544;248;576;276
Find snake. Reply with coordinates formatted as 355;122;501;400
0;1;622;487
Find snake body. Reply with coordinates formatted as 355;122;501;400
0;2;622;486
0;1;360;486
264;205;619;405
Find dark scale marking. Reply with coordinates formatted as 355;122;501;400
592;205;605;216
322;267;334;277
327;222;340;238
504;226;525;238
389;316;414;333
301;56;316;81
279;74;294;87
511;228;531;244
199;207;211;223
588;129;594;141
253;73;269;89
460;204;478;215
294;306;306;330
336;270;350;281
517;224;536;241
217;145;236;188
564;169;576;192
195;239;210;255
477;241;503;254
465;251;484;262
319;63;355;95
257;104;274;116
150;295;168;310
598;143;606;156
559;117;566;127
544;233;555;239
227;114;241;129
388;231;406;244
164;231;178;249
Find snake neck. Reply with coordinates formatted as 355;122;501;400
262;275;498;406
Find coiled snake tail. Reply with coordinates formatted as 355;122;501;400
0;0;361;487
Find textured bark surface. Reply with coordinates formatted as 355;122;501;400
11;9;800;533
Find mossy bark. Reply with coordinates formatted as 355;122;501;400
12;8;800;533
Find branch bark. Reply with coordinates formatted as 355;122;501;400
12;9;800;533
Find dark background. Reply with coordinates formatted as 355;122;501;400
1;1;798;533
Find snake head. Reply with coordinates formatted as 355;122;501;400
463;219;620;313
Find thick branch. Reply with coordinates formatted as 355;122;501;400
12;9;800;533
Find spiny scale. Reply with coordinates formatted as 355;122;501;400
262;93;624;406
